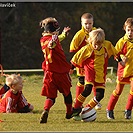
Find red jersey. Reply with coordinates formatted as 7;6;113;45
0;89;28;113
40;33;71;73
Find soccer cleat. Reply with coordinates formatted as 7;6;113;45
95;103;102;110
124;110;131;119
40;110;49;123
65;113;73;119
73;115;82;121
72;107;82;117
106;110;115;119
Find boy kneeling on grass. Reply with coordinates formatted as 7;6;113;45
0;74;34;113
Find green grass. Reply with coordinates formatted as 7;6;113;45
0;73;133;132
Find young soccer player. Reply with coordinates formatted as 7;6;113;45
0;84;10;98
0;64;10;98
70;28;123;117
0;74;34;113
106;17;133;119
39;17;73;123
69;13;101;120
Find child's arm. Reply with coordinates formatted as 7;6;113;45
58;26;71;42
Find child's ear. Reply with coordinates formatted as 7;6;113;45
17;73;20;76
11;84;15;89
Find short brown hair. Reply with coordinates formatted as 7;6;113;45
123;17;133;30
81;13;93;21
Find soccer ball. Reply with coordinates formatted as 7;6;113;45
80;107;97;122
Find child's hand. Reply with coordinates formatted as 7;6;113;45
63;26;71;36
120;56;128;66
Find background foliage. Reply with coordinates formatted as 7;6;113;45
1;2;133;69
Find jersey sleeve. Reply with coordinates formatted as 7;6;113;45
104;40;119;58
58;32;66;42
70;30;85;53
6;97;17;113
71;45;92;67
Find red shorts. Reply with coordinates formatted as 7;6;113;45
41;71;72;98
85;81;105;89
116;76;133;84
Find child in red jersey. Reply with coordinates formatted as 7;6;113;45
39;17;73;123
71;28;123;118
0;74;34;113
106;18;133;120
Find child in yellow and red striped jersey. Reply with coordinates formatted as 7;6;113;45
69;13;102;118
106;17;133;120
70;28;123;118
39;17;73;123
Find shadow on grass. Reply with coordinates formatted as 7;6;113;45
95;120;133;123
33;109;65;114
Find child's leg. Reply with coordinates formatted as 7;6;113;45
107;83;124;111
85;88;104;109
40;97;55;124
106;83;124;119
75;76;84;99
63;92;73;119
124;80;133;119
43;97;55;111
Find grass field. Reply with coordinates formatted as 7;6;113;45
0;73;133;132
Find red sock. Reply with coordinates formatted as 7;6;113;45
107;94;119;110
74;94;85;108
85;97;98;109
92;87;96;96
44;98;54;111
76;85;84;99
125;93;133;110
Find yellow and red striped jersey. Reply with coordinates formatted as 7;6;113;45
70;26;96;53
70;26;96;76
71;40;118;83
115;34;133;78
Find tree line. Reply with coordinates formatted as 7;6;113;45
0;2;133;69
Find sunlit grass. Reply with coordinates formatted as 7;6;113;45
0;73;133;131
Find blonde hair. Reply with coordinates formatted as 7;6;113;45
123;17;133;30
6;74;22;87
87;28;105;44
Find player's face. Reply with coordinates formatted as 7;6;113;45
92;41;102;50
13;80;23;91
81;18;93;32
125;25;133;40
